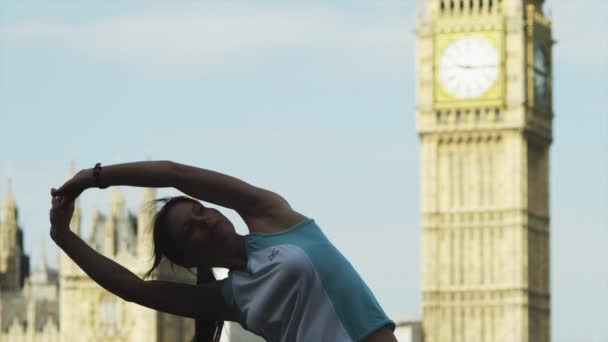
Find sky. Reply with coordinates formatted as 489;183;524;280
0;0;607;341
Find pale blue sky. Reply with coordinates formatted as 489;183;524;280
1;1;606;340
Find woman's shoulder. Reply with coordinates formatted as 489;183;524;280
241;207;310;234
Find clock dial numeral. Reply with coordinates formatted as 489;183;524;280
439;36;499;99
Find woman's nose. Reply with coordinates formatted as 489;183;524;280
196;214;213;227
203;217;213;226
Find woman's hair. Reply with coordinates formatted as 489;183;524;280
142;196;224;342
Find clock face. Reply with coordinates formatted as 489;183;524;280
439;36;499;99
533;44;548;101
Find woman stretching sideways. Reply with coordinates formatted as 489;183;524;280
49;161;398;342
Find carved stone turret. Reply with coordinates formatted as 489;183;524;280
104;188;126;257
60;162;82;277
0;178;21;291
137;187;157;269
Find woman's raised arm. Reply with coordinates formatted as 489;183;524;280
53;228;144;301
49;197;233;321
50;160;177;202
170;162;288;215
52;160;289;216
50;195;143;302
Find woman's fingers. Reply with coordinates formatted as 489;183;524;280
51;196;64;210
49;203;65;224
51;196;74;215
53;195;62;205
51;181;70;196
49;206;57;223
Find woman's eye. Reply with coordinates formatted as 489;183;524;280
192;204;203;216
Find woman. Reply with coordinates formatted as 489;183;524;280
49;160;398;342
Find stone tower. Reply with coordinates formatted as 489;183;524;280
0;179;22;292
416;0;553;341
60;162;83;277
136;187;156;268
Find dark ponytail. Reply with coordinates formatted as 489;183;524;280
142;196;224;342
193;267;224;342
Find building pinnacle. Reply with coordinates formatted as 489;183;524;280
3;178;16;209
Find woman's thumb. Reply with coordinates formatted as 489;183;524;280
51;187;64;196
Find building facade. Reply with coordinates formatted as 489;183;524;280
0;180;29;293
0;172;197;342
416;0;553;341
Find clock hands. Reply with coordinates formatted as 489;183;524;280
453;64;497;69
439;37;499;98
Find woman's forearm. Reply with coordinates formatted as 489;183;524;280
82;160;275;212
91;160;177;189
54;228;143;302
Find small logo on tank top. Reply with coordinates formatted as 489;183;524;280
268;248;279;262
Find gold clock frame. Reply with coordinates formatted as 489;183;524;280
433;31;505;109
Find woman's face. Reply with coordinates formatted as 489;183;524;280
165;200;235;267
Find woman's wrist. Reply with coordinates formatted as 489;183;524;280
92;163;110;189
51;226;72;247
81;168;98;189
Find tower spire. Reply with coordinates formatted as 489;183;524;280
2;178;17;224
109;187;125;216
4;178;16;209
105;188;125;257
36;240;48;272
0;178;18;286
137;187;157;262
60;161;82;276
68;161;82;236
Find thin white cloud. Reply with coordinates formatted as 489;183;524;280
0;3;413;75
1;2;603;73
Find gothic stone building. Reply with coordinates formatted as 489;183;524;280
0;176;196;342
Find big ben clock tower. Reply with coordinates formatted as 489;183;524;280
416;0;552;341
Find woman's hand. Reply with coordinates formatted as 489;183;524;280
49;195;75;244
50;169;94;203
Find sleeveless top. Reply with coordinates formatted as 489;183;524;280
219;218;395;342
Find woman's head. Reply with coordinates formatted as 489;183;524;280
142;196;227;342
143;196;235;278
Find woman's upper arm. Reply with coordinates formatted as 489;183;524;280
172;162;288;215
129;279;236;321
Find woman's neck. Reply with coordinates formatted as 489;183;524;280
214;234;248;272
230;234;249;272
